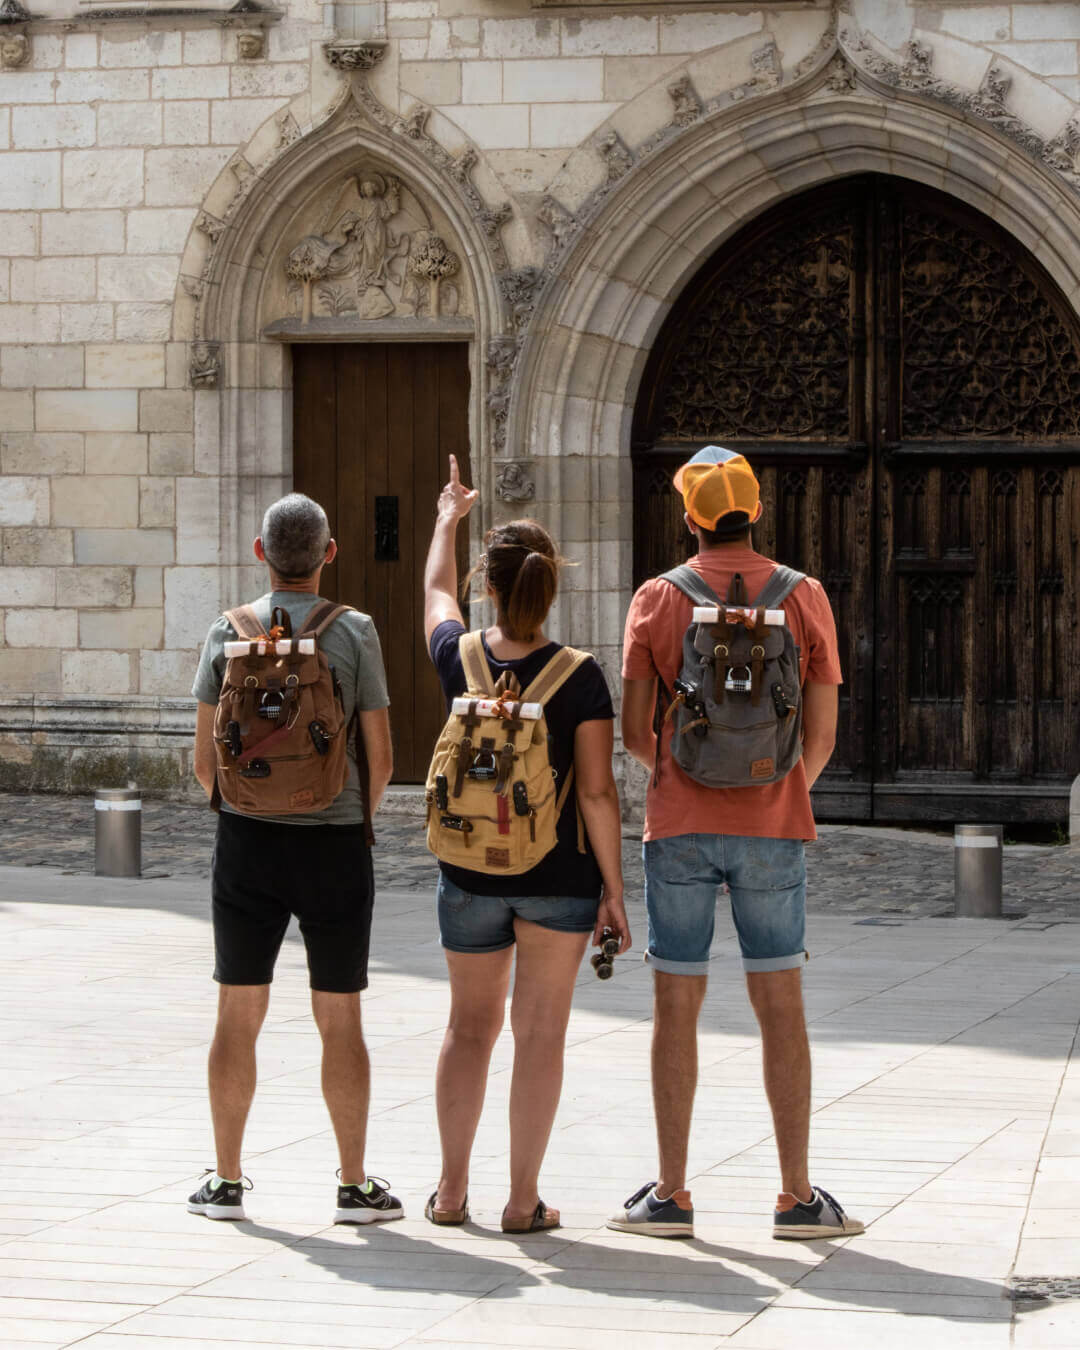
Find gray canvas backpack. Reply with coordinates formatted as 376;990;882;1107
658;564;807;788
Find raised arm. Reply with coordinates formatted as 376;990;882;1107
423;453;478;647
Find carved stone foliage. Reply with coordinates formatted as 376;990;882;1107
495;461;536;503
323;41;386;71
653;209;854;441
595;130;634;183
486;334;521;454
667;75;703;129
276;170;465;324
901;208;1080;439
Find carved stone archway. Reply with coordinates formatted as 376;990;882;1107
175;76;510;599
512;52;1080;670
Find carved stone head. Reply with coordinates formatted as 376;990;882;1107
0;32;29;68
237;30;264;60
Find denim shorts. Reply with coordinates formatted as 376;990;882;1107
643;833;807;975
437;873;599;955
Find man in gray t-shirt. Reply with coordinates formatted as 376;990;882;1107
186;493;404;1228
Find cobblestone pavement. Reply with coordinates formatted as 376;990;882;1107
0;791;1076;920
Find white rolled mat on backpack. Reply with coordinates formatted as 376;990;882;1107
692;606;786;626
224;637;317;657
450;697;543;720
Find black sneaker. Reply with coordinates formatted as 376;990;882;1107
187;1171;250;1221
334;1175;404;1224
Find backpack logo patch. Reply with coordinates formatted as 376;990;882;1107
485;847;511;868
289;788;315;809
750;758;774;780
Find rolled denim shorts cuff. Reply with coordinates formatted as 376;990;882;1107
742;952;806;973
644;950;711;976
440;937;515;956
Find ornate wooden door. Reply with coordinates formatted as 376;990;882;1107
292;342;471;782
633;176;1080;823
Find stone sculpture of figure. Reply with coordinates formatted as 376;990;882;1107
285;174;405;321
236;30;264;60
0;32;29;67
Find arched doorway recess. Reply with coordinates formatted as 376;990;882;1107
633;174;1080;823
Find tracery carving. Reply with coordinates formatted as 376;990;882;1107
901;208;1080;439
652;210;854;441
282;173;461;323
906;575;966;703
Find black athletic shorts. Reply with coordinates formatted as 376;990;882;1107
211;811;375;993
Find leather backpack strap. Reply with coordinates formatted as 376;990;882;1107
521;645;590;706
553;764;588;854
223;604;264;640
459;630;496;696
301;600;354;638
351;709;375;847
753;565;806;610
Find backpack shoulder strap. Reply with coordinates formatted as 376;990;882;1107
301;601;354;638
753;565;806;610
223;604;263;640
521;645;591;706
659;565;723;610
459;630;496;697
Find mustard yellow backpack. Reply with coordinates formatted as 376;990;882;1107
425;631;590;875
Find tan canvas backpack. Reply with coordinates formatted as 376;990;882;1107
212;600;371;832
425;631;590;875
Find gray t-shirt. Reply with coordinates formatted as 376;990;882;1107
192;590;390;827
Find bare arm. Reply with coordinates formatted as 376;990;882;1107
194;701;217;798
423;453;478;647
358;706;393;814
574;718;631;953
801;681;838;789
620;676;657;772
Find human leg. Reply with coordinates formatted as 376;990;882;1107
434;947;513;1213
746;967;811;1199
311;989;370;1183
208;982;270;1181
505;916;590;1224
653;970;708;1197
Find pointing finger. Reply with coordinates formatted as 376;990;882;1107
449;454;460;485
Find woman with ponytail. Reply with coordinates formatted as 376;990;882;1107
422;455;629;1233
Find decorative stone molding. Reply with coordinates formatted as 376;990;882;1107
595;130;634;184
276;109;301;148
667;75;703;130
486;334;521;455
236;29;264;60
824;52;856;94
538;195;575;250
229;154;256;192
196;211;225;243
189;340;221;388
495;461;535;504
498;268;543;334
322;39;385;71
749;42;782;92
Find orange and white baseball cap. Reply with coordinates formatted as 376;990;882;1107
673;445;761;533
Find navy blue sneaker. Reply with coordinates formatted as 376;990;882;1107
187;1171;250;1221
607;1182;694;1238
773;1185;864;1240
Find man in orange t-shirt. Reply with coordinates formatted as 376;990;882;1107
608;445;864;1244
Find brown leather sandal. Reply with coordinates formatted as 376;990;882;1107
425;1190;468;1226
501;1200;560;1233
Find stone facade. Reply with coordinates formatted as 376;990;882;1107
2;0;1080;793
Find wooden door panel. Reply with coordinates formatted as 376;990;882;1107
293;341;471;782
633;173;1080;821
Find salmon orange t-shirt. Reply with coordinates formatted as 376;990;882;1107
622;548;842;843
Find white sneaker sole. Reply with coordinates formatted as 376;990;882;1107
606;1217;694;1238
773;1219;864;1240
334;1206;405;1224
187;1202;246;1221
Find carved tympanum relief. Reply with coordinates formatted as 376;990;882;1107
273;169;468;325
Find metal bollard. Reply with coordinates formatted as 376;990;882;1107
954;823;1002;917
95;787;141;878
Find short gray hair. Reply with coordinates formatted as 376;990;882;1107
260;494;331;580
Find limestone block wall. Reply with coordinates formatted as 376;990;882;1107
0;0;1078;792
